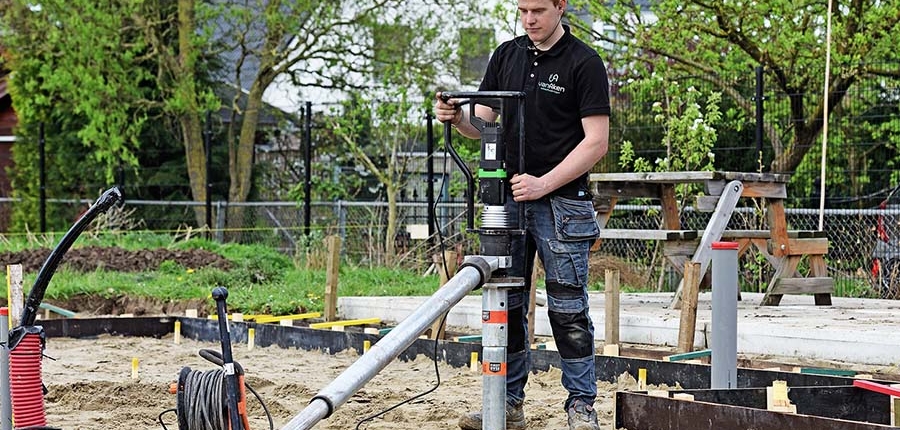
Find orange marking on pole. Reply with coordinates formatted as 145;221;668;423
482;361;507;376
481;310;508;324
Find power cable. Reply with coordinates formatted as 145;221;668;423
353;115;459;429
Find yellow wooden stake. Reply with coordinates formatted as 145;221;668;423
174;321;182;345
248;328;255;351
363;340;371;353
131;357;139;379
638;368;647;391
470;352;479;373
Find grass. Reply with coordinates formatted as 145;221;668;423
7;231;442;316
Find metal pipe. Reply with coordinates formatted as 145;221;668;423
282;257;498;430
711;241;739;389
1;308;10;430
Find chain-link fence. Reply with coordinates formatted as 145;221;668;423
2;197;896;299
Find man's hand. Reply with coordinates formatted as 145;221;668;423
510;174;550;202
434;92;462;125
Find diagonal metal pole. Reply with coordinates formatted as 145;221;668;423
283;257;498;430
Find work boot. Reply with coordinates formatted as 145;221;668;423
457;401;526;430
567;399;600;430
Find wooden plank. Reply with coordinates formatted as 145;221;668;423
605;269;620;347
596;229;697;240
324;235;342;322
799;368;857;377
666;348;711;362
761;256;803;306
593;182;661;198
767;238;829;256
591;196;617;251
767;199;790;257
254;312;321;324
591;171;720;183
7;264;24;327
660;184;681;230
677;262;701;353
695;195;721;212
770;278;835;295
707;180;787;198
309;317;381;329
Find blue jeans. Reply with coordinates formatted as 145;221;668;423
502;193;600;410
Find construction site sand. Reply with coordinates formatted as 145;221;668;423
40;334;648;430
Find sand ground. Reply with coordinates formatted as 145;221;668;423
36;335;647;430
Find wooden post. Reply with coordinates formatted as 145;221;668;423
604;269;620;347
677;261;701;353
324;235;342;322
429;250;457;339
6;264;24;327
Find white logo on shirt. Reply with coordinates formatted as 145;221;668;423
539;73;566;94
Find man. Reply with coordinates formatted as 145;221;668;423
434;0;610;429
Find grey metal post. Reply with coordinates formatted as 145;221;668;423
1;307;10;430
711;241;739;389
282;257;498;430
480;283;511;430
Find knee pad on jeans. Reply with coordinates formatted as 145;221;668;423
546;282;593;359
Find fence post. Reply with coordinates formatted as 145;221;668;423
215;201;226;243
324;235;342;322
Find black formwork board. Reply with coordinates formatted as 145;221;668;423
176;318;878;389
39;317;887;393
615;391;896;430
40;316;174;339
668;386;892;424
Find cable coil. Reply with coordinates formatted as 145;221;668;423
159;354;273;430
178;367;230;430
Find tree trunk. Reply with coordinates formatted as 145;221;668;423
177;0;206;227
225;80;266;236
385;185;398;265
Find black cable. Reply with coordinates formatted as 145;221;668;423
354;312;448;430
157;367;274;430
353;117;459;429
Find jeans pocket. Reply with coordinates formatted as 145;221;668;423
551;196;600;241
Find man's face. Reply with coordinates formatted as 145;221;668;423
518;0;562;44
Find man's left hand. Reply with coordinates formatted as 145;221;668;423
510;174;549;202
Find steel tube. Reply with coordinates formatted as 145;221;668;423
283;259;497;430
711;242;739;389
1;308;10;430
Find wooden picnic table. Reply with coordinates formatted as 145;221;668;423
589;171;833;307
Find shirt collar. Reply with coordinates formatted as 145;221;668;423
527;24;572;56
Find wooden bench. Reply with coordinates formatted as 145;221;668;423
595;228;833;306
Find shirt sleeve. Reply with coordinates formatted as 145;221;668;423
576;54;611;118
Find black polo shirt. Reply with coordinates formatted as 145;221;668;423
479;25;610;198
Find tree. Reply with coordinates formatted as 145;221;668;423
1;0;157;230
2;0;488;233
579;0;900;178
204;0;486;234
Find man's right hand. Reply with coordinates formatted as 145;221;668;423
434;92;462;125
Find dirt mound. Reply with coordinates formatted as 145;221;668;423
0;246;232;273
